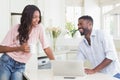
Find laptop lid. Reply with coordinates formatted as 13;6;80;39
51;60;86;77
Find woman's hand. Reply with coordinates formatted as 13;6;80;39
19;43;30;53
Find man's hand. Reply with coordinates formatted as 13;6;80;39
19;43;30;53
85;58;112;75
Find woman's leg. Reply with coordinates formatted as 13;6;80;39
10;71;23;80
0;67;11;80
0;54;11;80
10;62;25;80
0;54;25;80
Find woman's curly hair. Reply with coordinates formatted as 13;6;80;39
17;5;41;45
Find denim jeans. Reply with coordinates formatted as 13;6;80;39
0;54;25;80
114;73;120;79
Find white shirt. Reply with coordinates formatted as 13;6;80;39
77;29;120;76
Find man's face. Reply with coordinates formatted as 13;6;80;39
78;19;91;36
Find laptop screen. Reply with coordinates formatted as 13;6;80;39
51;60;86;77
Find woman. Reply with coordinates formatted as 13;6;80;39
0;5;54;80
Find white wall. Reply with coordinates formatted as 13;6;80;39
10;0;36;13
83;0;101;29
0;1;10;42
37;0;66;28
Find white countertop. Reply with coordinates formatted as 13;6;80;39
24;69;119;80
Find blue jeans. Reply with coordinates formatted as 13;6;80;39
0;54;25;80
114;73;120;79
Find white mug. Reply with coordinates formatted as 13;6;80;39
29;44;36;54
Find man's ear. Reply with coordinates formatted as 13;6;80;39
88;21;92;26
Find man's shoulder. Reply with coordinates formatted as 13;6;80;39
97;29;111;36
94;29;112;40
93;29;104;34
93;29;108;36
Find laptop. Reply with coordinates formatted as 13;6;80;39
51;60;86;79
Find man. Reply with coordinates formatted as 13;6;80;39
77;15;120;77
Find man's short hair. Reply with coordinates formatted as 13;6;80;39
78;15;93;25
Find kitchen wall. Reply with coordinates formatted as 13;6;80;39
37;0;66;28
0;1;10;42
10;0;36;13
84;0;101;29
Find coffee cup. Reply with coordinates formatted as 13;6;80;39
29;44;36;54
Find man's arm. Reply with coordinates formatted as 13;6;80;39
0;43;30;53
44;47;55;60
85;58;112;74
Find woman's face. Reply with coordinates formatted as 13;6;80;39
31;10;40;27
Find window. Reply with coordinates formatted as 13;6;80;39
65;6;81;38
66;6;81;28
102;5;120;39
